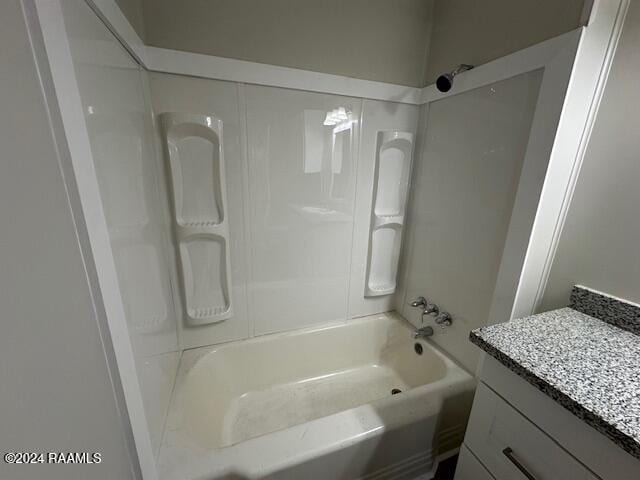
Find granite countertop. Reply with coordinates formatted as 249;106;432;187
470;286;640;459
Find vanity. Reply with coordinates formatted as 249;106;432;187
455;286;640;480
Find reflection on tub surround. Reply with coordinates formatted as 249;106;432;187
245;86;363;335
300;105;356;216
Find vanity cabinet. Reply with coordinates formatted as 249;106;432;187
455;356;640;480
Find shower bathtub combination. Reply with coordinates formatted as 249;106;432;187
159;313;475;480
27;0;623;478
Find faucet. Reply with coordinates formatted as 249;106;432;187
410;296;450;337
423;303;439;316
435;311;452;326
410;296;427;308
412;326;434;339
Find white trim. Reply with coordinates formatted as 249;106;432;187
81;0;425;104
487;29;583;325
144;46;424;104
509;0;629;319
84;0;145;63
79;0;423;104
580;0;596;26
78;0;606;111
31;1;158;479
22;0;145;477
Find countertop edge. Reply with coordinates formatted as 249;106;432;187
469;330;640;460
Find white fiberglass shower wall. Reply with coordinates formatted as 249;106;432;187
149;73;419;347
398;70;544;371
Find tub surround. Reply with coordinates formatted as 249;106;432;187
469;286;640;459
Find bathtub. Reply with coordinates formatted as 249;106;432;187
158;312;475;480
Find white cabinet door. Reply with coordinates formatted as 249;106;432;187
465;384;599;480
455;446;495;480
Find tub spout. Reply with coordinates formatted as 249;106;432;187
412;326;434;339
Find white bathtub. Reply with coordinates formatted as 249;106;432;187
158;313;475;480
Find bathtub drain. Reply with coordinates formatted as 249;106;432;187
391;388;402;395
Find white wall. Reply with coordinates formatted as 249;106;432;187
60;0;180;456
398;70;543;372
138;0;435;87
425;0;586;83
539;0;640;310
149;73;419;348
0;0;138;478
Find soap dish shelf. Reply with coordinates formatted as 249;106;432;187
160;112;233;325
365;130;414;297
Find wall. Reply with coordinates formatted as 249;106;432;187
60;0;180;457
539;0;640;310
425;0;586;83
140;0;435;87
115;0;145;39
398;70;543;372
0;0;137;478
149;73;419;348
114;0;587;88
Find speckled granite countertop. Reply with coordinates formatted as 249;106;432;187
470;286;640;459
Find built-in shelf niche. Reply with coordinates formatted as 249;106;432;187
160;113;233;325
365;131;413;297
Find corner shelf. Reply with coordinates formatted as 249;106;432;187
365;131;414;297
160;113;233;325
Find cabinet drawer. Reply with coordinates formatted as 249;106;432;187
465;384;599;480
455;445;495;480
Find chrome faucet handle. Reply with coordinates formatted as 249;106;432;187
410;296;427;308
423;303;439;316
435;311;452;327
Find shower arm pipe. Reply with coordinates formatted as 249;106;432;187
451;64;474;76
